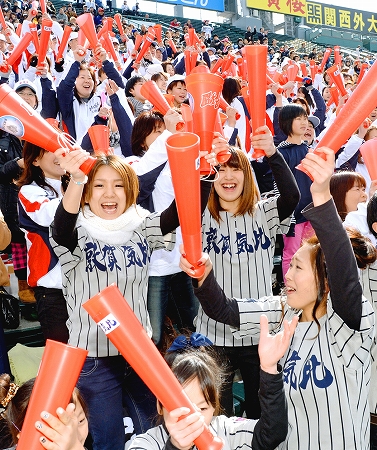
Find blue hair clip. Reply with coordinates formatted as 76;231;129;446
166;332;213;353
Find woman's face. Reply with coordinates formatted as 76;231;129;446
285;244;319;320
144;122;166;149
214;164;244;213
345;182;367;213
291;115;308;137
129;79;146;101
165;64;175;76
163;377;214;427
155;75;168;92
87;166;127;220
322;87;331;102
75;69;94;99
17;87;37;108
167;82;187;106
33;151;66;180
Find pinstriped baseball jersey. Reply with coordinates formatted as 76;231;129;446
50;212;175;357
232;295;374;449
195;196;290;346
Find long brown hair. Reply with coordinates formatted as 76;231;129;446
330;171;366;221
208;148;260;223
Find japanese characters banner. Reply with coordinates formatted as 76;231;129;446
305;2;377;35
247;0;307;17
156;0;224;12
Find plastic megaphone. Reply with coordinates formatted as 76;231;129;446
0;84;96;174
180;103;193;133
219;95;240;120
28;22;39;52
317;47;332;72
185;68;224;175
140;81;184;131
297;58;377;179
133;30;155;66
39;0;47;14
56;25;72;61
88;125;113;155
154;24;162;43
360;138;377;181
76;13;98;50
5;32;32;68
37;18;53;68
357;63;369;85
168;38;177;54
327;65;347;97
334;45;342;66
16;340;88;450
83;284;224;450
244;45;268;158
0;7;7;30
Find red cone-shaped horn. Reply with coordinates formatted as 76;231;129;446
166;132;205;277
76;13;98;50
16;23;22;37
168;38;177;54
327;86;339;107
185;70;224;174
297;60;377;179
300;62;308;77
28;22;39;52
37;18;52;67
334;45;341;66
154;24;162;42
88;125;113;155
141;81;184;130
357;63;369;85
114;13;123;34
219;95;240;120
286;63;299;82
181;103;193;132
244;45;267;158
16;340;88;450
83;284;224;449
309;60;317;81
133;30;155;66
0;8;7;29
56;25;72;61
97;19;109;40
39;0;46;14
327;65;347;97
360;138;377;181
6;32;32;67
0;84;96;174
317;47;332;72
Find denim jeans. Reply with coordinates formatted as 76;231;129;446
33;287;69;344
214;345;261;419
77;356;156;450
147;272;199;346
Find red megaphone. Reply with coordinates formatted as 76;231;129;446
0;84;96;174
219;95;240;120
181;103;193;132
37;18;53;68
114;13;124;37
83;284;224;450
140;81;184;131
56;25;72;61
5;32;32;68
16;340;88;450
327;86;339;107
210;57;223;75
334;45;341;67
88;125;113;155
309;60;317;81
286;63;299;82
317;47;332;72
168;38;177;54
39;0;46;14
0;7;7;30
154;24;162;43
327;65;347;97
28;22;39;52
244;45;267;158
133;30;155;66
360;138;377;181
300;62;308;77
297;58;377;179
357;63;369;85
76;13;98;50
185;69;224;174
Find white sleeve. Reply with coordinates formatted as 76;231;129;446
132;130;172;176
335;135;363;168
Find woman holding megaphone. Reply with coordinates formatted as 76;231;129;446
49;146;219;450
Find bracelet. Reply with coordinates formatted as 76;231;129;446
70;174;88;185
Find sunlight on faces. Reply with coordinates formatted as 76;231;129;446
162;377;215;427
345;182;367;214
214;165;245;213
285;244;318;321
75;69;95;99
33;151;66;179
167;82;187;106
291;115;308;137
86;166;127;220
17;88;37;109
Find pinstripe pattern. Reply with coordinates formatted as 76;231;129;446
195;197;290;346
50;212;175;357
128;416;254;450
233;295;374;449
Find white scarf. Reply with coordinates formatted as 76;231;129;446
77;205;150;245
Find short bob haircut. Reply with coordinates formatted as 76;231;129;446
208;147;260;223
81;155;139;212
125;75;144;97
329;171;366;221
278;104;308;137
222;77;241;106
131;111;165;156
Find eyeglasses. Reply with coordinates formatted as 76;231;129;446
17;91;35;97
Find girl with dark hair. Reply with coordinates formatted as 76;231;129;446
57;43;124;144
277;104;314;277
128;326;296;450
180;148;375;450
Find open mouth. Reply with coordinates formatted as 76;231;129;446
221;183;236;191
101;202;118;213
286;286;296;293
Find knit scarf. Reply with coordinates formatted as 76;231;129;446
77;204;150;245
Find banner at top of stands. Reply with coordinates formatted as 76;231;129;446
156;0;224;12
247;0;377;35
